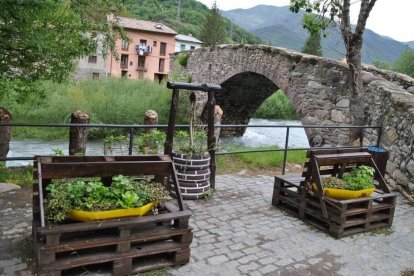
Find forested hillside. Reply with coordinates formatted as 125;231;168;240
124;0;262;44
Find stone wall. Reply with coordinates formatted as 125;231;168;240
171;44;414;193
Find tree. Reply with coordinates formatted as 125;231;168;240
290;0;377;143
302;14;323;56
0;0;128;102
393;48;414;78
200;1;226;47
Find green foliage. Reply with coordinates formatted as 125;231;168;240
254;90;298;120
174;130;208;157
200;1;227;46
51;148;64;156
372;60;392;70
178;52;190;67
342;166;375;190
44;175;171;223
373;48;414;77
3;79;189;140
135;130;166;154
103;134;129;155
302;15;323;56
0;0;128;102
321;166;375;191
216;146;307;172
203;188;215;200
0;166;33;186
393;48;414;77
124;0;262;45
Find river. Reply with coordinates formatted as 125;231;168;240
5;118;309;167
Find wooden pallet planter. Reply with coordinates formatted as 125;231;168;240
272;148;397;238
33;155;192;276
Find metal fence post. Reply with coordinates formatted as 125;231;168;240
282;126;290;175
129;128;134;155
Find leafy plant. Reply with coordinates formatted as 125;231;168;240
320;166;375;191
44;175;171;223
178;52;190;67
51;148;64;156
342;166;375;190
135;130;166;154
203;188;215;200
174;130;208;157
103;134;129;155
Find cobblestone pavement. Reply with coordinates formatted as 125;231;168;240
1;174;414;276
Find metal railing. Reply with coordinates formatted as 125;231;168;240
0;122;382;174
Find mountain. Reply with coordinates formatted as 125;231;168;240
223;5;408;64
123;0;262;45
405;41;414;49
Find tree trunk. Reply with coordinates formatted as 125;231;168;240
0;107;12;158
347;40;365;146
69;110;90;155
143;110;158;133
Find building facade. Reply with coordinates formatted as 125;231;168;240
175;34;203;52
75;13;177;82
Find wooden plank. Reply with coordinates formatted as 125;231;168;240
40;161;172;179
37;210;191;235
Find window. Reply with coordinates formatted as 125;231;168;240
159;58;165;72
180;44;186;51
140;39;147;45
190;46;196;50
92;72;99;79
138;56;145;69
160;42;166;56
121;39;129;50
88;55;97;64
120;54;128;69
153;41;157;47
121;71;127;77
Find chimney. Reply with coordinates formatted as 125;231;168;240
188;33;193;37
107;9;116;22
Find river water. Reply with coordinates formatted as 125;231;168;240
6;118;309;167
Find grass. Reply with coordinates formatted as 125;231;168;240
0;166;33;187
216;146;306;174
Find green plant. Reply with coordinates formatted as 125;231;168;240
203;188;215;200
178;52;190;67
51;148;64;156
44;175;171;223
103;134;129;155
320;166;375;191
342;166;375;190
174;130;208;157
135;130;166;154
0;166;33;186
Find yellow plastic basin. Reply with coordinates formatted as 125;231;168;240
68;203;154;221
323;188;375;200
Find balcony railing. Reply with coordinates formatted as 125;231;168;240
136;66;147;72
120;63;128;70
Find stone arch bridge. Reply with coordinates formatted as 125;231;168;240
171;44;414;193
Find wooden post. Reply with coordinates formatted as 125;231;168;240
207;91;216;189
0;107;12;159
214;105;223;145
69;110;90;156
164;89;180;155
143;110;158;133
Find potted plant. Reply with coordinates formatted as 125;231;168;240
315;166;376;200
171;92;212;200
44;175;171;223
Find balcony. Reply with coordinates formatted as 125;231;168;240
120;63;128;70
136;66;147;72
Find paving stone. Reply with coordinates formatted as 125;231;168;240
207;255;228;265
259;264;279;274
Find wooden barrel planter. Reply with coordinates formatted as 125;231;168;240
171;153;211;200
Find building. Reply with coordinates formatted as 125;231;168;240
175;34;203;52
75;12;177;82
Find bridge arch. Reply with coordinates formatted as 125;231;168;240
171;44;414;191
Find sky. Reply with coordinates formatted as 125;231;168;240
197;0;414;42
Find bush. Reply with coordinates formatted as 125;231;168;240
254;90;298;120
